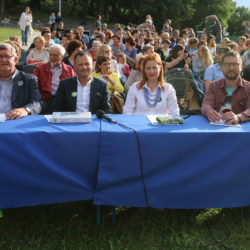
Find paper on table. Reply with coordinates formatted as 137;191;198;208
210;120;240;128
0;113;6;123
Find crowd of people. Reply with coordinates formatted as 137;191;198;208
1;7;250;124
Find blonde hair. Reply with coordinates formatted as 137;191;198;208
199;46;213;67
117;53;126;64
96;44;111;58
33;35;46;45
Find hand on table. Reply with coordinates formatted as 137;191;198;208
207;110;222;122
222;111;240;124
5;108;29;120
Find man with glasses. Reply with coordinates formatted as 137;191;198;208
204;46;231;92
0;43;41;119
202;51;250;124
34;44;75;114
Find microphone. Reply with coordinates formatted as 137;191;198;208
96;110;117;124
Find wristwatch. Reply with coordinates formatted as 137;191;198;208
25;107;31;115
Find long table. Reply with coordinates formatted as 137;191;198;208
1;115;250;209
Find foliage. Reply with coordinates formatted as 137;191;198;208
1;1;250;35
228;6;250;36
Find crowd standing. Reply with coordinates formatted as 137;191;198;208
1;7;250;124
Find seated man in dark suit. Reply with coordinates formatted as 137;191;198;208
0;43;41;119
52;52;111;113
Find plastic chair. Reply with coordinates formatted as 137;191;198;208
165;68;204;115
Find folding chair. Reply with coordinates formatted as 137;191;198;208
165;68;204;115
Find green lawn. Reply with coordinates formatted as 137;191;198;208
0;27;20;42
0;202;250;249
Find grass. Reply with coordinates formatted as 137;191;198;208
0;27;21;42
1;202;250;249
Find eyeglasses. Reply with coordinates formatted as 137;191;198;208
223;62;240;68
0;55;14;60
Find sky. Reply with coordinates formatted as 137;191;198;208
234;0;250;8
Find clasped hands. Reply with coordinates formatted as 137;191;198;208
207;110;240;124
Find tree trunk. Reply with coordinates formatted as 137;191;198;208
0;0;6;18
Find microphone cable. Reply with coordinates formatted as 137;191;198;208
96;111;150;207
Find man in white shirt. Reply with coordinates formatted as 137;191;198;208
52;52;111;114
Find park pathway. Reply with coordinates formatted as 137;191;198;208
22;30;40;50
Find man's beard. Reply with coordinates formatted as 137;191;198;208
224;71;239;81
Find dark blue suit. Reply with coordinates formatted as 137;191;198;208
11;70;41;114
52;77;111;114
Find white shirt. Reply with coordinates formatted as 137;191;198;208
0;70;17;113
76;78;91;112
50;63;63;95
123;81;179;115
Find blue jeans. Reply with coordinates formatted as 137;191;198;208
21;26;29;45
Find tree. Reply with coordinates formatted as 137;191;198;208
228;7;250;36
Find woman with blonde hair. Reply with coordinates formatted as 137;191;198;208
95;44;120;75
192;45;213;91
27;36;49;65
123;54;179;115
88;40;101;62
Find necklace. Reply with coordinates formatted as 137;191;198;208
143;87;162;107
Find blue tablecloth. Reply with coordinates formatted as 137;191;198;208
0;116;101;209
2;115;250;209
94;115;250;208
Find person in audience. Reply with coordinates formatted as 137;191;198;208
95;44;120;75
125;56;144;91
124;37;137;68
207;35;216;58
77;26;90;46
111;35;126;60
91;55;124;94
156;39;171;62
241;39;250;67
165;45;189;70
104;30;114;46
0;43;41;118
204;46;230;91
49;12;56;30
52;52;111;113
186;37;199;56
192;46;213;91
202;51;250;123
27;36;50;66
42;30;54;48
63;40;85;69
136;33;146;53
237;36;247;55
123;54;179;115
117;53;130;84
88;40;102;62
51;30;60;44
34;44;75;114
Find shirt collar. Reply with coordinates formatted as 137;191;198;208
0;69;17;81
219;77;243;88
50;62;63;69
77;77;92;87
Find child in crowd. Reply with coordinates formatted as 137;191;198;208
117;53;130;84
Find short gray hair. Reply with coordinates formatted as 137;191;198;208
0;42;17;57
49;44;66;56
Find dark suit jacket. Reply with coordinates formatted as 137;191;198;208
52;77;111;114
11;70;41;114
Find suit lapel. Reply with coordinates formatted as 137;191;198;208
70;77;78;110
11;70;22;104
